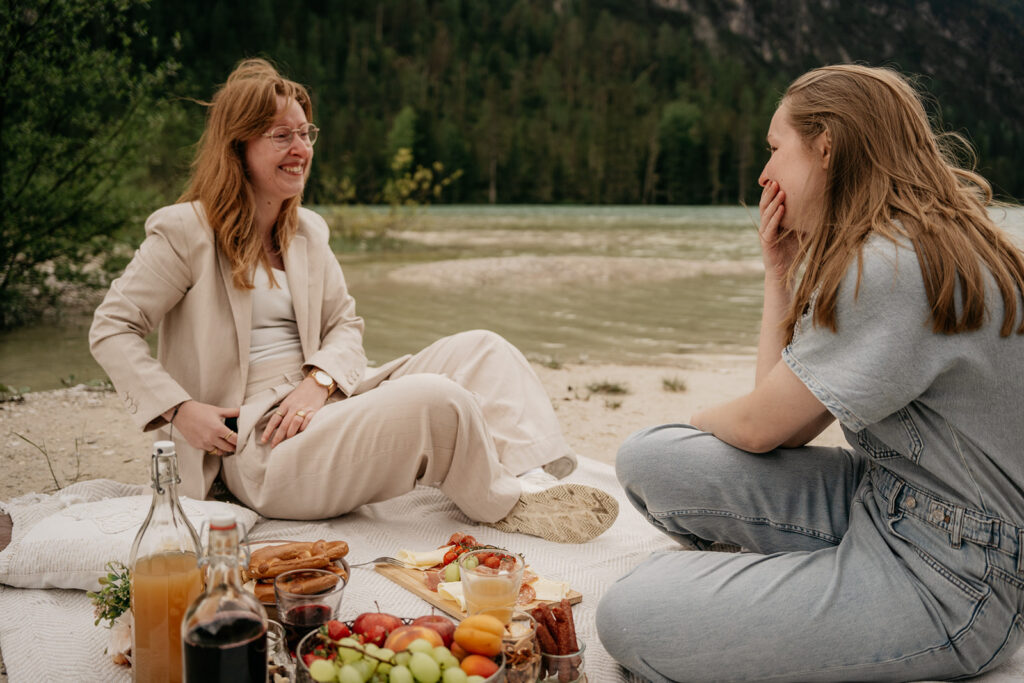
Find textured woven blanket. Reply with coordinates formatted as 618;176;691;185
0;457;666;682
3;457;1024;682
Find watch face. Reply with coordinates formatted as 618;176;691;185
313;370;331;386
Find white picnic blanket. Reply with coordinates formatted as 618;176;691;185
3;457;1024;682
0;457;666;682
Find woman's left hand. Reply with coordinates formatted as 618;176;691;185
260;376;330;447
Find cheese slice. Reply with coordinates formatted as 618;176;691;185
437;574;568;611
437;581;466;610
396;545;454;569
531;577;570;602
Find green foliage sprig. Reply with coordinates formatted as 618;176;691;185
87;561;131;627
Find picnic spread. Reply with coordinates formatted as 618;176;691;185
0;456;659;682
4;456;1024;682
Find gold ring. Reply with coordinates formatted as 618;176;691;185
296;409;307;418
223;431;233;440
275;410;286;417
208;448;221;456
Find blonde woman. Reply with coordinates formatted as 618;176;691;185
90;59;617;543
598;65;1024;680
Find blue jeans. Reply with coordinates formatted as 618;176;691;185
597;425;1024;682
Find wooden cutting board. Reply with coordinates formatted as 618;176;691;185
375;564;582;621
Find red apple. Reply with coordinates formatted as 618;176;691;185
352;610;403;647
384;624;444;652
411;614;456;647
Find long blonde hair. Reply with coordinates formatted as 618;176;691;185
782;64;1024;341
179;58;313;289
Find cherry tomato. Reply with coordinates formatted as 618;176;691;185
476;552;492;565
483;555;501;569
326;619;350;641
443;550;458;566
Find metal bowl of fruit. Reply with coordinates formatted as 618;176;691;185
297;611;506;683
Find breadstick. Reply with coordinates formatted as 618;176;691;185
325;540;349;559
253;581;275;602
255;553;331;579
250;541;311;565
281;571;339;595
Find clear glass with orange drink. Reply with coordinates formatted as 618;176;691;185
459;548;525;624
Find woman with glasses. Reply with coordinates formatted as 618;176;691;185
90;58;617;543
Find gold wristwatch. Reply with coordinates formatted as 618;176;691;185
308;368;337;395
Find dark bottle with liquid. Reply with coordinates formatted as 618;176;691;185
181;513;267;683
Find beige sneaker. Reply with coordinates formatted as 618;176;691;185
487;483;618;544
541;454;578;479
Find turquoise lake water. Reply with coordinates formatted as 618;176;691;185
2;204;1022;392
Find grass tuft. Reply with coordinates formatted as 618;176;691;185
662;376;687;392
586;380;629;395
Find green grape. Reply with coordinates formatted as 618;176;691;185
444;563;460;582
336;637;365;665
461;555;479;570
389;664;414;683
408;651;442;683
438;654;461;671
376;647;396;676
352;658;376;682
308;658;337;683
442;668;469;683
431;645;451;663
339;645;364;665
364;643;381;658
337;664;363;683
407;638;435;655
395;651;412;667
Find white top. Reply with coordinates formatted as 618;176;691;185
249;267;303;364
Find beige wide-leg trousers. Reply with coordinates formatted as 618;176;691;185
220;330;573;521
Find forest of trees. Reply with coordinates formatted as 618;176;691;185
3;0;1023;325
135;0;1024;207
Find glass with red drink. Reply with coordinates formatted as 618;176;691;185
274;568;346;653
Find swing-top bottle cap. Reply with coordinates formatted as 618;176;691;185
209;512;237;531
153;440;176;455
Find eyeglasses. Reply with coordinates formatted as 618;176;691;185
261;124;319;150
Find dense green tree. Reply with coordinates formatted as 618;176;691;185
0;0;177;327
6;0;1021;326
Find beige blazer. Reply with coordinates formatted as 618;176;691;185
90;201;402;500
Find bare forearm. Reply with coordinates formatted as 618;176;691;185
692;360;832;453
756;275;793;386
778;411;836;448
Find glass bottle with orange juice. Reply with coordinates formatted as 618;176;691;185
129;440;203;683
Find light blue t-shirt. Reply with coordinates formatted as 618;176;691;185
784;233;1024;521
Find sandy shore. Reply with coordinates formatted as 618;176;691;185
0;355;846;502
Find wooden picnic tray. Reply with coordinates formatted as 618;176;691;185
375;564;582;621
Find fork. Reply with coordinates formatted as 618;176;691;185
348;556;416;569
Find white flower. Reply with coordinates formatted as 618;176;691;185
107;610;132;667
